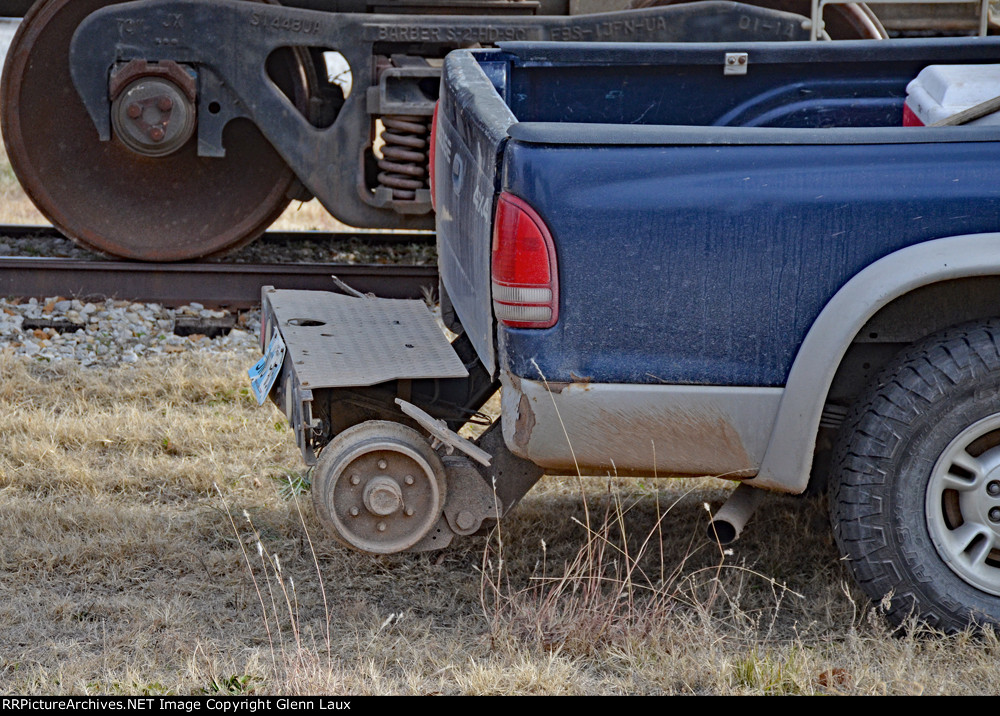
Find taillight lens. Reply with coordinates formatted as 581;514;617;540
429;101;439;210
491;192;559;328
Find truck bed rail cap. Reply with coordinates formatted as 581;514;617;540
495;37;1000;66
507;122;1000;147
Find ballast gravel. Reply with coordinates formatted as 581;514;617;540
0;296;260;367
0;230;436;367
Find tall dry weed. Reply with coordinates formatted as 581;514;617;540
474;361;807;661
481;480;679;656
479;475;810;662
215;481;334;687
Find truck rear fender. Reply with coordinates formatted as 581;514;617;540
755;231;1000;493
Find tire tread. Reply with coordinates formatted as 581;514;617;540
831;320;1000;632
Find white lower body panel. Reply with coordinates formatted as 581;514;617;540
501;372;785;484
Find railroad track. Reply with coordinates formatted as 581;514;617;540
0;225;435;245
0;226;438;308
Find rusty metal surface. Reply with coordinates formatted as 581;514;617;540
441;454;499;536
0;0;308;261
0;257;438;308
265;288;467;388
630;0;887;38
0;225;435;245
108;59;200;157
473;419;544;518
395;398;492;466
311;420;449;553
812;0;984;39
378;114;432;201
869;2;989;32
0;2;34;17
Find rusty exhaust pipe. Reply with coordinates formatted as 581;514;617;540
708;483;764;545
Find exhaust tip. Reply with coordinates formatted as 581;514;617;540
708;520;738;545
706;483;765;546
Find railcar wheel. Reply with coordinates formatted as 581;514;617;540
312;421;447;554
1;0;311;261
831;321;1000;632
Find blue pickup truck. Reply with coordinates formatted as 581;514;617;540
256;37;1000;632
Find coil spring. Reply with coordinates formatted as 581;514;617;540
377;114;429;201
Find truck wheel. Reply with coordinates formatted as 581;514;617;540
831;321;1000;632
312;421;446;554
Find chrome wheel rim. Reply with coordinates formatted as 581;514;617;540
926;414;1000;596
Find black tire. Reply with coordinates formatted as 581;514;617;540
831;320;1000;632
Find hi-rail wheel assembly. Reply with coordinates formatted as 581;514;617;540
0;0;312;261
311;421;449;554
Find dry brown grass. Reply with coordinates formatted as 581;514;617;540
0;139;47;226
0;126;998;696
0;353;998;695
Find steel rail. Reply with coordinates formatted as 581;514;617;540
0;224;436;245
0;256;438;308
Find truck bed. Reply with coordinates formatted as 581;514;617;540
436;38;1000;387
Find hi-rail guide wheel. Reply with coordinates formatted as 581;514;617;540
1;0;312;261
311;421;449;554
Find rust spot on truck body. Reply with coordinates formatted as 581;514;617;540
514;392;535;450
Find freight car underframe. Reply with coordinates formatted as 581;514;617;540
67;0;817;233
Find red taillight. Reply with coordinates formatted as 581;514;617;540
429;101;439;209
491;192;558;328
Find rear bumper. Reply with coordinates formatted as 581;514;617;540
500;371;785;484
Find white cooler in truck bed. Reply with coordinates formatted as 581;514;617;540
904;63;1000;126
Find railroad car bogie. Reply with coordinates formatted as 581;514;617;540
2;0;885;261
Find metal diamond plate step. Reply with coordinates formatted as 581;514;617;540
265;288;468;389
